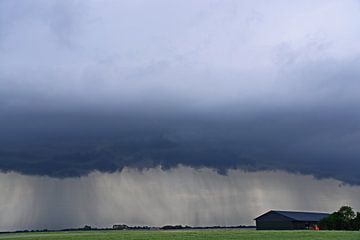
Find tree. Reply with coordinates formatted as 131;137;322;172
339;206;355;230
83;225;92;230
319;206;360;230
351;212;360;231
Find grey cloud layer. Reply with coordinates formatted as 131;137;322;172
1;0;360;183
1;106;360;184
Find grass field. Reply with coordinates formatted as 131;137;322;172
0;229;359;240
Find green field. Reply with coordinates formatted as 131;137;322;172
0;230;359;240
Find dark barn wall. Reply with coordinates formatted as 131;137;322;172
256;220;294;230
256;220;320;230
255;211;294;230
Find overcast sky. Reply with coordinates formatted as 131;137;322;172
1;0;360;229
1;0;360;183
1;0;360;111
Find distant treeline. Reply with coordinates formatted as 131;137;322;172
320;206;360;231
110;224;254;230
1;224;255;234
159;225;255;230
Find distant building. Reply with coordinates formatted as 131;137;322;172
113;224;129;230
254;210;329;230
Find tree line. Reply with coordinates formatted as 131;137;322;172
319;206;360;230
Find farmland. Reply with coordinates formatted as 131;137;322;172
0;229;359;240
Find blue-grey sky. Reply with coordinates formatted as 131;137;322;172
1;0;360;231
1;0;360;184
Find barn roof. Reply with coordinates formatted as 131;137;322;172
255;210;329;221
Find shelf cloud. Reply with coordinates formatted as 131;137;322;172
1;0;360;185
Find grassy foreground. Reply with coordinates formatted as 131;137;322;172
0;229;359;240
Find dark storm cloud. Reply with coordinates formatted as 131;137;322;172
1;0;360;184
1;103;360;184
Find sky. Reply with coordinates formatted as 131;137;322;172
1;0;360;230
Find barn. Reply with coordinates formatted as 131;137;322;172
254;210;329;230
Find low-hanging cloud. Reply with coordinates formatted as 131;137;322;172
1;105;360;184
1;0;360;184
